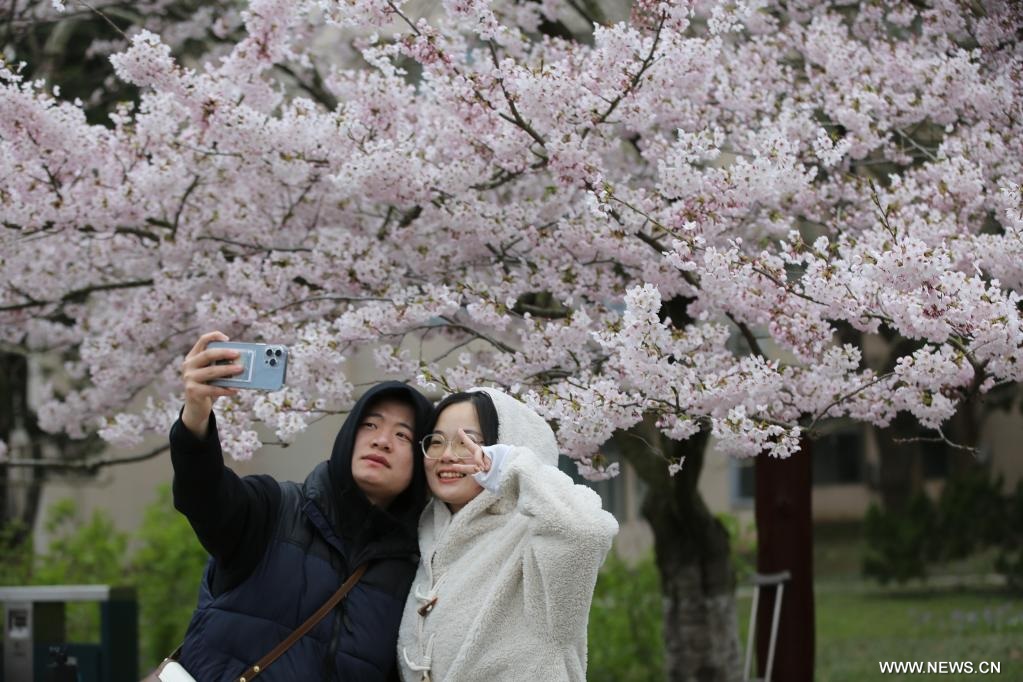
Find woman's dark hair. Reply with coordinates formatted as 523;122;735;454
428;391;499;445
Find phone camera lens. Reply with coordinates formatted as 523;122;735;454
269;358;278;367
266;349;273;357
274;349;282;357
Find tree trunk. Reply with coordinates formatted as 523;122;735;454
1;348;120;537
1;351;44;538
753;438;814;682
615;420;742;682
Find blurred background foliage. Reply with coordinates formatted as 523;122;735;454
2;491;1021;678
0;485;207;672
864;470;1023;590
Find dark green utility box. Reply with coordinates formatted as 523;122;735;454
0;585;137;682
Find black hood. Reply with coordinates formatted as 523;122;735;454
323;381;432;552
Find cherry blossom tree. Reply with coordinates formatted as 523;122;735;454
2;0;250;120
0;0;250;558
2;0;1021;678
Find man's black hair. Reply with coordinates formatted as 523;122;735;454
428;391;499;445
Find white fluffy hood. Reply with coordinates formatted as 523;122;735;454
469;387;559;466
398;389;617;682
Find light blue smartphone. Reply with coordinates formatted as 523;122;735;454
207;341;289;391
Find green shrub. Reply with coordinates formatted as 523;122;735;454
0;487;208;672
863;470;1023;590
0;519;34;585
33;499;129;642
994;481;1023;592
588;551;664;682
34;498;128;585
129;484;208;669
931;470;1005;560
863;492;935;584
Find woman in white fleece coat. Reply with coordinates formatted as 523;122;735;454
397;387;619;682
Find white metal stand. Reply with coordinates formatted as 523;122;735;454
742;570;791;682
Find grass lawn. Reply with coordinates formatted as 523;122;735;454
737;587;1023;681
591;523;1022;680
735;522;1023;681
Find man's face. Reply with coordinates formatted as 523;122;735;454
350;398;416;508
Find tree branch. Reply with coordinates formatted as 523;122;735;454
581;12;665;139
893;428;978;455
437;315;517;353
633;229;701;288
263;293;395;317
0;278;154;313
3;443;169;473
867;178;898;240
893;128;938;162
274;63;339;111
805;372;894;432
487;42;548;149
512;302;571;319
195;235;311;252
114;226;161;243
385;0;422;35
563;0;600;28
171;175;200;237
725;312;767;359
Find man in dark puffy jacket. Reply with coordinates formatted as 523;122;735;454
168;331;432;680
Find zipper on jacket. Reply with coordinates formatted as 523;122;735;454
323;607;344;682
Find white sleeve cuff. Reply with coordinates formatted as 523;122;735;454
473;443;513;494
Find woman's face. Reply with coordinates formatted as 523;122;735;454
424;401;486;513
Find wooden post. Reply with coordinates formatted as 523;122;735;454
754;438;815;681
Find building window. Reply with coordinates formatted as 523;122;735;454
813;429;865;485
732;459;755;506
922;444;949;479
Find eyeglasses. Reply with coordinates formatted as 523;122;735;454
420;433;483;460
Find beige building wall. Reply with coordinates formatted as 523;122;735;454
811;484;873;521
30;415;350;552
983;408;1023;491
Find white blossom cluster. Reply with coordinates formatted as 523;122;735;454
1;0;1021;475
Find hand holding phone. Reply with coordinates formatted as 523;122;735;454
207;341;289;391
180;333;289;439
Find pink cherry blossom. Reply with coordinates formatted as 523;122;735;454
2;0;1020;474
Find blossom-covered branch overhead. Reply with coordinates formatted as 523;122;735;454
2;0;1021;476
